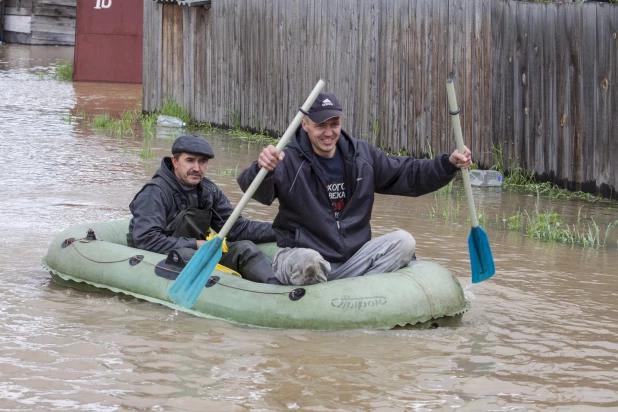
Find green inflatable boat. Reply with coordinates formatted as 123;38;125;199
42;220;470;330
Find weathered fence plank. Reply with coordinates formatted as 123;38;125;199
0;0;4;42
528;4;543;174
480;0;492;167
462;0;473;158
543;5;558;182
433;0;448;157
608;5;618;198
490;0;505;162
182;6;194;116
505;1;517;170
514;1;528;171
582;5;597;191
595;4;610;194
144;0;618;199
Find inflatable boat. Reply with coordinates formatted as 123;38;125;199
42;220;470;330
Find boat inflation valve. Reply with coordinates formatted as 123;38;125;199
129;255;144;266
205;276;220;288
289;288;306;301
86;229;97;241
61;238;75;248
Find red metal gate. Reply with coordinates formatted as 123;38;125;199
74;0;142;83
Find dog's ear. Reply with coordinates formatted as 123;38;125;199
302;266;323;285
319;260;330;275
316;261;329;283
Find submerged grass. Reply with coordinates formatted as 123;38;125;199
496;206;618;249
523;210;618;248
139;139;156;159
217;165;240;177
426;178;617;249
53;60;73;81
141;112;158;138
160;98;191;124
490;143;612;203
62;108;86;124
75;99;277;160
91;112;136;138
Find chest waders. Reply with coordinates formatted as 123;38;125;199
166;208;212;240
165;198;279;285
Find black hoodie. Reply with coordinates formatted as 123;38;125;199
129;157;276;254
237;128;458;263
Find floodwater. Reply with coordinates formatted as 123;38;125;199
1;44;617;411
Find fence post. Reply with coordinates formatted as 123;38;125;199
0;0;4;43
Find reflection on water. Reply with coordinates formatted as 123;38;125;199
0;43;617;410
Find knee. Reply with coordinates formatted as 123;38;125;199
230;240;259;254
231;240;253;249
394;230;416;259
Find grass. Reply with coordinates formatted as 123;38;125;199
507;211;524;231
372;120;380;145
250;114;263;134
75;99;278;161
496;207;618;249
141;112;158;137
53;60;73;81
226;110;242;131
426;176;617;249
467;209;486;226
139;139;155;159
217;165;239;177
62;110;73;124
91;112;136;138
160;98;191;124
218;110;278;145
62;108;86;124
490;143;613;203
55;97;273;169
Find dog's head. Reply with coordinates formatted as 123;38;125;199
288;257;329;286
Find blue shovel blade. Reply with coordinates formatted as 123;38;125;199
468;226;495;283
168;237;223;308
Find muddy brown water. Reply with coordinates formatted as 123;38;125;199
1;44;617;411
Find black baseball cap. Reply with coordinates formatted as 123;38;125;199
171;135;215;159
306;92;344;123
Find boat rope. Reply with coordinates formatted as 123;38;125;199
68;238;138;264
207;281;296;296
65;238;294;297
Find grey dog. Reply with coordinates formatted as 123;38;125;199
272;248;330;286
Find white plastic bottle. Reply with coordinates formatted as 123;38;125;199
157;115;186;128
468;169;504;187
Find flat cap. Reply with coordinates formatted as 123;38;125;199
171;134;215;159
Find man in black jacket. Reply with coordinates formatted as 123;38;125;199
129;134;279;284
237;93;472;286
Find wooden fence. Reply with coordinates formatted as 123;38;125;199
0;0;5;42
3;0;76;45
143;0;618;198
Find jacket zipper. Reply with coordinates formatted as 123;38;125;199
304;156;344;235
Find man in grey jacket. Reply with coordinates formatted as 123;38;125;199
237;93;472;286
129;134;280;284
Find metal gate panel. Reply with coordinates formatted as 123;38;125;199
74;0;142;83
